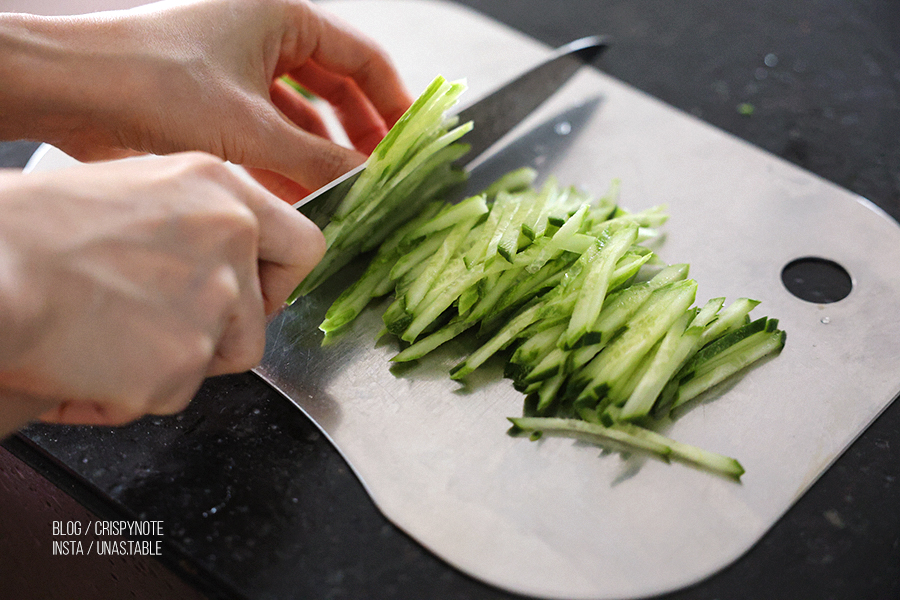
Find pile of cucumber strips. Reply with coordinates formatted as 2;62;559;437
290;76;786;480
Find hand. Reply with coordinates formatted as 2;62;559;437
0;0;414;201
0;153;324;434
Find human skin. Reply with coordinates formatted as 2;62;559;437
0;153;325;435
0;0;414;198
0;0;414;434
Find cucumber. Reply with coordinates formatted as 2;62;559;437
290;76;471;301
293;76;787;480
450;301;545;380
404;215;483;312
508;417;673;460
564;222;639;349
520;177;561;241
610;423;745;480
673;327;786;408
576;279;699;403
402;194;488;244
392;317;474;362
534;373;567;415
510;322;567;366
618;309;697;420
481;166;538;200
699;297;761;346
678;315;769;379
318;252;396;334
390;229;452;281
525;204;591;274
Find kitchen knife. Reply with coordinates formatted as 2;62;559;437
292;35;608;229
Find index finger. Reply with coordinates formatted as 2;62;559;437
286;1;415;127
234;175;326;313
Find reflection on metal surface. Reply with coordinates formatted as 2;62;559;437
252;3;900;598
463;97;603;195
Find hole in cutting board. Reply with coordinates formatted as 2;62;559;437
781;257;852;303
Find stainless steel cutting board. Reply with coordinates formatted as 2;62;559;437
256;2;900;598
25;1;900;598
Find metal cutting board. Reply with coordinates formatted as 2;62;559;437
24;1;900;598
255;2;900;599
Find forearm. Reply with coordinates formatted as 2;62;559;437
0;12;139;148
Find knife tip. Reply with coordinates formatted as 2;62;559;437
567;34;610;62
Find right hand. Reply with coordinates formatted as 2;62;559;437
0;153;324;432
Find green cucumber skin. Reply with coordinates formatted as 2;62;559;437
297;76;786;481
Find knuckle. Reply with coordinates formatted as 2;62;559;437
230;203;260;239
173;151;225;174
169;152;255;201
209;264;243;306
181;330;219;378
329;75;357;101
150;386;196;416
130;333;211;417
199;196;259;254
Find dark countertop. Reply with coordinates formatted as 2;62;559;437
2;1;899;599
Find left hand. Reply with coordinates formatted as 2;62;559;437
3;0;414;200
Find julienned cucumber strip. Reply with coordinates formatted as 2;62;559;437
403;194;488;244
618;309;697;420
678;315;769;378
614;295;726;420
450;301;545;379
699;297;761;346
564;222;639;350
610;423;745;480
575;280;698;403
391;317;474;362
289;75;471;302
508;417;673;459
509;417;744;480
482;166;538;199
404;215;484;313
292;76;785;481
673;328;786;409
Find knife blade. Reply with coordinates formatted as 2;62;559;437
292;35;608;228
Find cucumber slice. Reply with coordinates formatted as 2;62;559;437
508;417;673;460
392;317;474;362
404;216;482;312
577;279;698;401
481;166;538;200
564;222;639;349
673;328;786;408
609;423;744;480
699;297;762;346
618;309;698;419
402;194;488;244
450;301;545;380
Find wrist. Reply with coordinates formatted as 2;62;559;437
0;390;57;438
0;171;50;373
0;171;56;435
